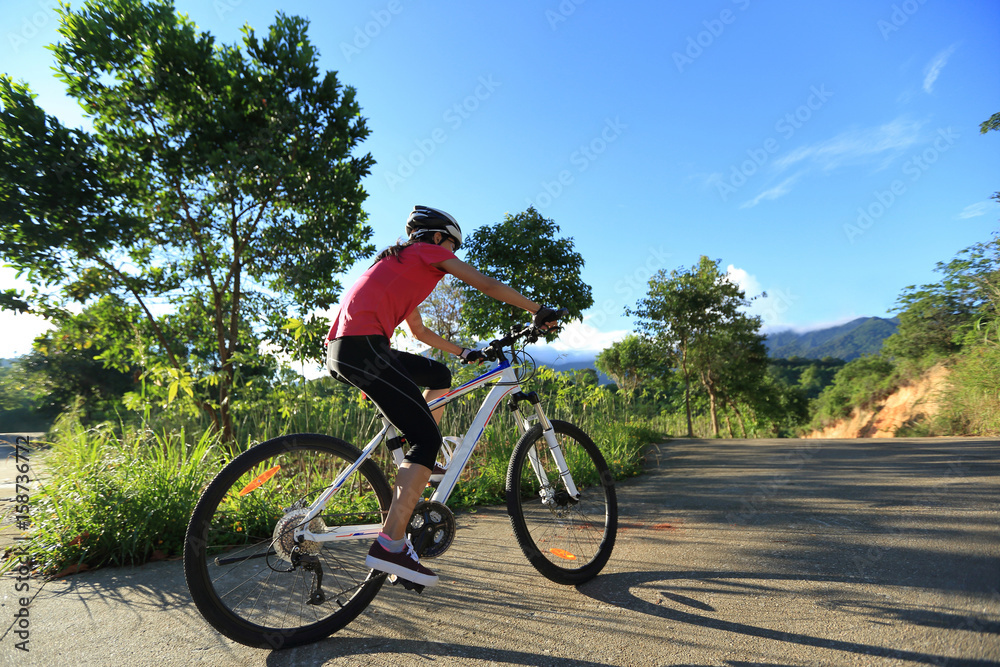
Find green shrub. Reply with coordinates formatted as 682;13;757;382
809;354;898;427
934;342;1000;435
5;409;222;576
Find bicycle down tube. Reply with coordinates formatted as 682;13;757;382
426;360;520;503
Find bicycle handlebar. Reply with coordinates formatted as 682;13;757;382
482;307;570;361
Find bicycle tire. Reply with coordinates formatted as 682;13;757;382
505;420;617;585
184;433;391;649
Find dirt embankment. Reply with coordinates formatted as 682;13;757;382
805;364;949;439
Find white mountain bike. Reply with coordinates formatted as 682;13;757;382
183;318;618;649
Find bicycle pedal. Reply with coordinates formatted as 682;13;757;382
402;580;425;594
387;574;424;594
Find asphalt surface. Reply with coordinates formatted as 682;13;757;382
0;435;998;666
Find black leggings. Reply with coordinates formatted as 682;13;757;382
326;335;451;470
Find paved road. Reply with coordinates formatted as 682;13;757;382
1;436;998;666
0;434;45;554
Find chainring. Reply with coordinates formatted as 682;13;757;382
407;500;456;559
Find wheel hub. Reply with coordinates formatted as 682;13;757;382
553;489;575;506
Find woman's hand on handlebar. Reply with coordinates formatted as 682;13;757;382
460;348;488;365
533;306;568;331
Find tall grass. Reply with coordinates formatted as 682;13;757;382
4;407;223;576
922;343;1000;436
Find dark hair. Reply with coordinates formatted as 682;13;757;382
371;231;442;265
372;239;416;265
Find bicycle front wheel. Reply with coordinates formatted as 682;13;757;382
506;420;617;585
184;433;391;649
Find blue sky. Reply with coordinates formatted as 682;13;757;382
2;0;998;370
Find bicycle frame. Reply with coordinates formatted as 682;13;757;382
293;357;579;545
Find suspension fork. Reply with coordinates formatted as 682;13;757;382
508;392;580;501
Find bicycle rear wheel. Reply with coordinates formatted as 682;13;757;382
505;420;617;585
184;433;391;649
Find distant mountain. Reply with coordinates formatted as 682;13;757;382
541;359;613;385
765;317;898;361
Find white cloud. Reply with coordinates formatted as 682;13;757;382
740;173;801;209
763;314;863;335
725;265;760;294
773;117;924;174
726;265;798;329
547;318;629;355
957;201;995;219
923;45;958;94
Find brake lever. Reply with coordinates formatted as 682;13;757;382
482;338;503;361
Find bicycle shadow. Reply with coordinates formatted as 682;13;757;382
264;636;615;666
576;569;999;667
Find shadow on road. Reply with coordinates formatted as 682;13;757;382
579;569;999;667
263;637;616;667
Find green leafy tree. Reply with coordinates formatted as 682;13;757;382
23;300;139;423
698;317;771;435
595;334;665;397
974;110;1000;342
883;234;999;363
810;354;897;424
767;357;845;400
460;207;593;339
628;256;770;437
0;358;50;431
981;112;1000;137
420;275;476;366
0;1;373;439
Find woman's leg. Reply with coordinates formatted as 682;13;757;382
381;461;433;540
423;388;449;424
393;350;453;426
328;337;444;540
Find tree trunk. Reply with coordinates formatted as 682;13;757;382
707;390;719;436
730;400;749;438
680;351;694;437
220;260;242;443
699;368;720;437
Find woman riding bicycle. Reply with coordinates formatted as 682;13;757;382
326;205;560;587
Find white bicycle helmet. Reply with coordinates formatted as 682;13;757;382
405;205;462;250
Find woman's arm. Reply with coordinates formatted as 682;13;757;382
404;309;465;357
434;257;541;315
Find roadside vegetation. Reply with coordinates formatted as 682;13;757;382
807;230;1000;436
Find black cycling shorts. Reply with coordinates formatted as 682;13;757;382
326;335;451;470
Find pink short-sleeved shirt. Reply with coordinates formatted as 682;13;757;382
327;242;456;340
